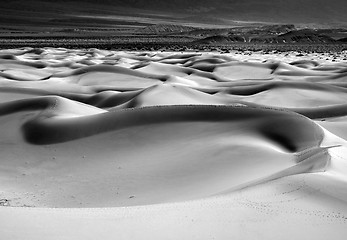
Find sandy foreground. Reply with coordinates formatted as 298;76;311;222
1;47;347;239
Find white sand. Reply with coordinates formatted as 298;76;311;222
1;48;347;239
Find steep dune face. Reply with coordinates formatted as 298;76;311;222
1;48;347;239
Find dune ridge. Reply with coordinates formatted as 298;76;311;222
1;47;347;239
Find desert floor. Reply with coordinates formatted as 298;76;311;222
1;47;347;239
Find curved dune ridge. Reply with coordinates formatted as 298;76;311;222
1;48;347;239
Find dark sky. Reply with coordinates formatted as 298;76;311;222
1;0;347;28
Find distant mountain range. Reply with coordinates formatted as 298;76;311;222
133;24;347;44
136;24;196;34
1;0;347;29
193;28;347;44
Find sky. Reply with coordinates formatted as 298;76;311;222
1;0;347;29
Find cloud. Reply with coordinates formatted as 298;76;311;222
186;6;215;14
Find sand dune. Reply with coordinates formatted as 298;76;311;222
1;48;347;239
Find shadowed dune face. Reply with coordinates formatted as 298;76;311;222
0;48;347;208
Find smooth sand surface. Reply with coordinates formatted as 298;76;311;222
1;48;347;239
